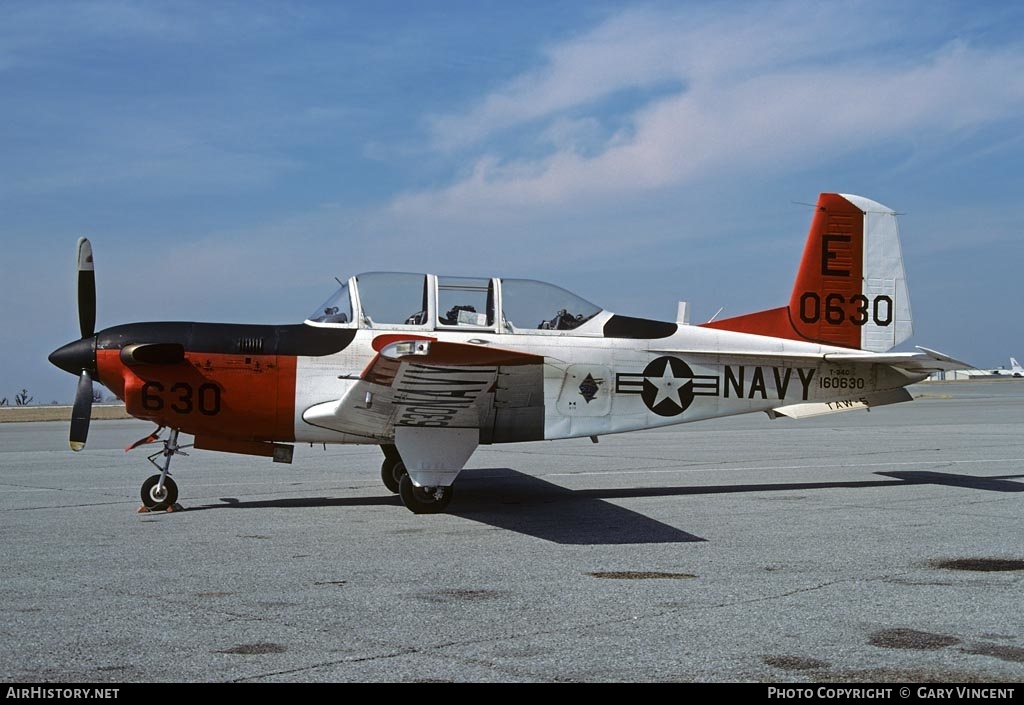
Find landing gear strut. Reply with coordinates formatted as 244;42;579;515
139;428;189;511
398;473;453;514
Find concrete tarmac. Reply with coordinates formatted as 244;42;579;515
1;382;1022;682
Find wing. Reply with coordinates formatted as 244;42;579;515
302;336;544;442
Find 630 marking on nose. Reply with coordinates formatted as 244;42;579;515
141;381;222;416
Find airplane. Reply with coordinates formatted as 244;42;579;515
990;358;1023;377
49;193;969;514
946;357;1024;379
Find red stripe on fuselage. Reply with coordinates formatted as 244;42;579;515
97;350;297;441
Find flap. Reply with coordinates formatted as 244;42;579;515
302;338;543;440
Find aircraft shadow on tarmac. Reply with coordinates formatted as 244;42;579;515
189;468;1024;545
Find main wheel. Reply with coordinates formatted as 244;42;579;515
398;473;453;514
141;474;178;510
381;458;407;494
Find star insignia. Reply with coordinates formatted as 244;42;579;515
644;358;692;409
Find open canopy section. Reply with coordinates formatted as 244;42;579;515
499;278;601;331
307;273;606;334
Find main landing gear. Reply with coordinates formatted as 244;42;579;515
398;474;453;514
136;427;190;511
380;444;454;514
380;444;406;494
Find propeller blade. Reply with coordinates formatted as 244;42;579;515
70;370;93;452
77;237;96;339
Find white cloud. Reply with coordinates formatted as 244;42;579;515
425;4;896;152
426;9;684;152
397;6;1024;225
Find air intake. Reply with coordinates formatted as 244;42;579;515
238;337;264;354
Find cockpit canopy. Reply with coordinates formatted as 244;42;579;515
308;272;603;333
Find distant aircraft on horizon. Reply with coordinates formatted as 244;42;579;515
944;357;1024;380
991;357;1023;377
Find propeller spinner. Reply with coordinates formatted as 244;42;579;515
48;237;98;451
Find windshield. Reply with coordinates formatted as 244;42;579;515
500;278;602;331
308;281;353;323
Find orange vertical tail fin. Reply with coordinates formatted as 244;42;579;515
703;193;912;352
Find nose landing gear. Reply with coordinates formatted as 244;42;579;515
135;427;190;512
141;474;178;510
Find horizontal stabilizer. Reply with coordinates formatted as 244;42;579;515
652;348;824;361
824;346;970;372
651;346;969;372
768;388;913;419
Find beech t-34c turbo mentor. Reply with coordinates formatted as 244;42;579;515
50;193;967;513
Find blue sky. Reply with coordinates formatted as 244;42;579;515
3;0;1023;405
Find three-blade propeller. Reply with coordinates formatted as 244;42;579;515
69;238;96;451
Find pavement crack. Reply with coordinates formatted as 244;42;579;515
229;648;418;682
5;500;132;512
699;571;916;612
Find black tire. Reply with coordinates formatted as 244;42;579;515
141;474;178;510
381;458;406;494
398;473;452;514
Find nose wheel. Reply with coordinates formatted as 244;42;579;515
133;427;190;512
141;474;178;510
398;473;453;514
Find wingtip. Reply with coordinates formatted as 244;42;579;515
914;346;971;369
70;441;85;452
